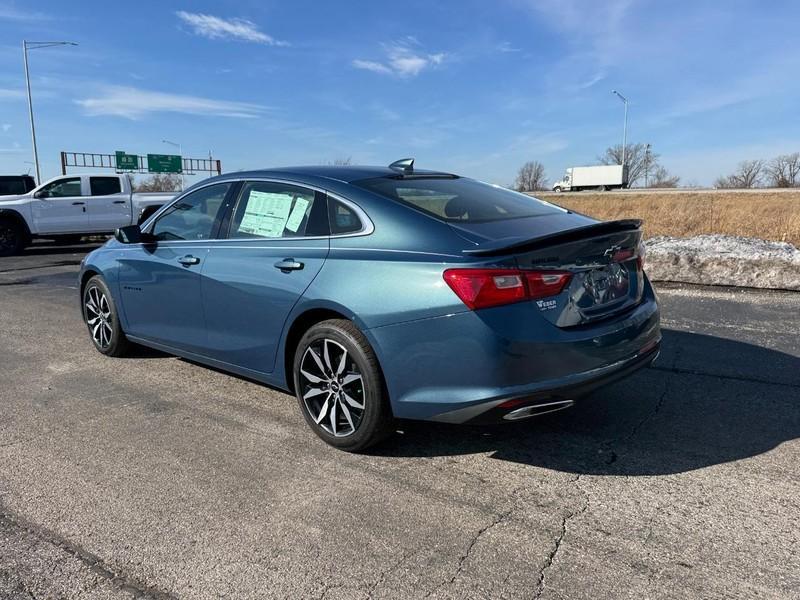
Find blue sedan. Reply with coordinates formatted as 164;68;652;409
79;160;661;451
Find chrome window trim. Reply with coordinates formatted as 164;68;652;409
139;177;374;243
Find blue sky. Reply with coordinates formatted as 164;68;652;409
1;0;799;186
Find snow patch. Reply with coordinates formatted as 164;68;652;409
645;235;800;291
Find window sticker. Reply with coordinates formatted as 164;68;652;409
285;197;310;232
238;190;293;237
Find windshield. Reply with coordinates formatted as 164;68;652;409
353;176;563;223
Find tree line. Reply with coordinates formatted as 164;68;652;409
714;154;800;188
514;143;680;192
514;145;800;192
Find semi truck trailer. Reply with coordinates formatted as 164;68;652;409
552;165;628;192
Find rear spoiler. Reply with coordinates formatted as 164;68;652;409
462;219;642;256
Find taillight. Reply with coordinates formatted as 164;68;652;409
637;241;646;270
443;269;571;310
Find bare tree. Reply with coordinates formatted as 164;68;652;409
598;143;659;187
514;161;548;192
766;153;800;187
714;160;765;189
328;157;352;166
648;166;680;188
132;173;182;192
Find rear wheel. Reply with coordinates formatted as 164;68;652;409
82;275;130;357
293;319;393;451
0;218;26;257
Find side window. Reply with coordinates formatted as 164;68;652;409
151;183;230;241
39;177;82;198
229;182;319;239
90;177;122;196
329;198;363;234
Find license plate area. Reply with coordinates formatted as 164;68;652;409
577;263;632;316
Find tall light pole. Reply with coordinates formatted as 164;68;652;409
612;89;628;171
23;41;78;185
162;139;184;190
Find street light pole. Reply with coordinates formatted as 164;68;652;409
162;139;184;190
612;89;628;171
23;41;78;185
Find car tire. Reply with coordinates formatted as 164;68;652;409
553;186;562;193
293;319;393;452
82;275;131;357
0;218;26;257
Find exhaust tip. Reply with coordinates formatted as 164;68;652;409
503;399;575;421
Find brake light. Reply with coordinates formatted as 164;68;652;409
637;241;646;270
443;269;572;310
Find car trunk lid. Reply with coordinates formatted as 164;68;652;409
453;218;645;327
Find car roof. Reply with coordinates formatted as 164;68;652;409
223;165;455;184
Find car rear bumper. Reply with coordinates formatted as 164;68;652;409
365;278;661;423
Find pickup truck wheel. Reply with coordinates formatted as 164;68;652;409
0;218;25;257
82;275;131;357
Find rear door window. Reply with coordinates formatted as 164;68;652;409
90;177;122;196
228;182;327;239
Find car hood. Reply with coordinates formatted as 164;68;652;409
0;193;29;204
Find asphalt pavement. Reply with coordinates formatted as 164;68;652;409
0;240;798;599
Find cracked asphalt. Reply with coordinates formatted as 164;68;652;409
1;241;798;599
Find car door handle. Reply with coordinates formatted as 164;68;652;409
178;255;201;266
72;201;85;205
274;259;304;271
112;200;127;204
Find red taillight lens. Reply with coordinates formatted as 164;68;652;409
443;269;572;310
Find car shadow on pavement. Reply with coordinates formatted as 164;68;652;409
373;329;800;476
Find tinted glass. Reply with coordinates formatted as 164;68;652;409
229;182;318;239
90;177;122;196
40;177;82;198
151;183;230;241
354;177;561;223
329;198;363;234
0;178;26;195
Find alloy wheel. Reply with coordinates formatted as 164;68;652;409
0;224;16;252
299;338;366;437
85;286;113;349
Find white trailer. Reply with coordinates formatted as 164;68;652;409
552;165;628;192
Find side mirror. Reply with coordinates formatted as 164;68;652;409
34;190;46;199
115;224;154;244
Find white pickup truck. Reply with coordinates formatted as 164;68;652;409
0;173;175;256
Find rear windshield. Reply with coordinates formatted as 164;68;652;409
353;176;563;223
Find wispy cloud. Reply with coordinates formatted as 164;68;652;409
0;141;22;153
353;38;447;78
75;86;267;119
0;3;50;21
176;11;289;46
1;123;10;132
0;87;25;100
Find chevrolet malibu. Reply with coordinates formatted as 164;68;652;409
79;160;661;451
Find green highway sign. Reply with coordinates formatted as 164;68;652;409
115;151;139;171
147;153;183;174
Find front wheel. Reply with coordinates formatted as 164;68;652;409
82;275;131;357
553;186;562;193
293;319;393;451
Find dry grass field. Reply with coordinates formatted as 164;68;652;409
536;189;800;247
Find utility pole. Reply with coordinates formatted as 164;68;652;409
644;143;651;188
612;90;629;171
23;41;78;185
